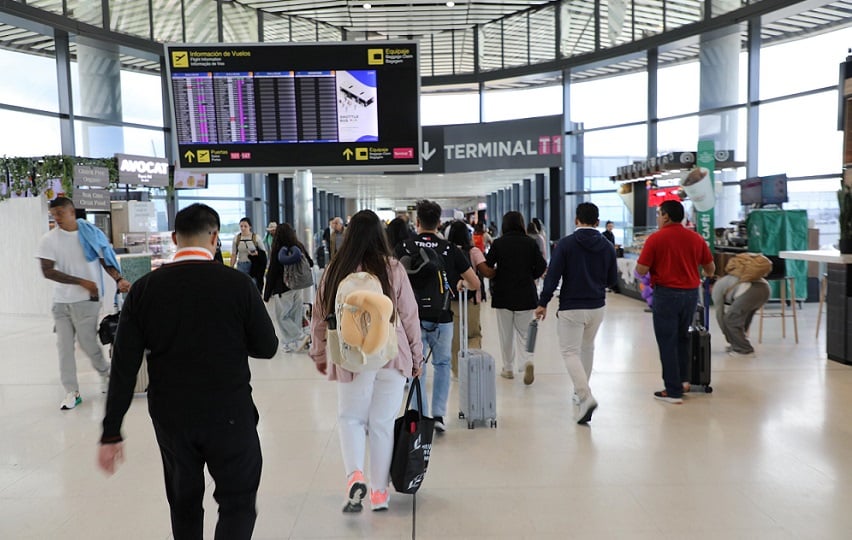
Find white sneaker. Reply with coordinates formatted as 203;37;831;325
100;375;110;394
60;392;81;410
575;395;598;425
727;350;755;358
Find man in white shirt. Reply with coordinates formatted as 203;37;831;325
36;197;130;410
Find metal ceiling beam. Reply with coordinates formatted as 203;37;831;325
0;0;162;59
422;0;813;87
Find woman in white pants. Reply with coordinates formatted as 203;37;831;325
479;211;548;385
309;210;424;513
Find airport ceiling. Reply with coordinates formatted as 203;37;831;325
243;0;554;36
0;1;851;206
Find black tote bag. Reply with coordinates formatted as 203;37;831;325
390;377;435;494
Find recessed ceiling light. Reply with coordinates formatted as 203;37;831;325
446;1;455;6
363;2;372;9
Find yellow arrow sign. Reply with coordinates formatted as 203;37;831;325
184;150;195;163
343;148;353;160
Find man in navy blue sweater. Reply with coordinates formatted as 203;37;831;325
534;203;617;425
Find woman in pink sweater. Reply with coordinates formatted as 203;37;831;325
309;209;424;513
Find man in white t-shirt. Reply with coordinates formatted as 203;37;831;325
36;197;131;410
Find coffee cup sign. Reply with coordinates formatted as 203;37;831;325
680;167;715;212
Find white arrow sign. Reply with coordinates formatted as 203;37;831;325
421;141;437;161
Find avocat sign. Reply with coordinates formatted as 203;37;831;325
116;153;169;187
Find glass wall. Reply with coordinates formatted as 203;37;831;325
757;92;841;178
0;48;59;113
176;174;247;235
570;70;648;128
0;110;62;155
759;26;849;101
120;70;164;126
482;85;562;122
421;92;480;125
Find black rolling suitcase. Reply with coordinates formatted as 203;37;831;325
687;278;713;393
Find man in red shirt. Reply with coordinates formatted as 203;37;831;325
636;200;715;404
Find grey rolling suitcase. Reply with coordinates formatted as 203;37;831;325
457;288;497;429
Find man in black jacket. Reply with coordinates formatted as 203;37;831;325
98;203;278;540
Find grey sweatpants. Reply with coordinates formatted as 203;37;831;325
52;300;110;393
712;278;771;354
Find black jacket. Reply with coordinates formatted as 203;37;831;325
102;260;278;442
263;244;314;302
539;228;617;310
485;231;547;311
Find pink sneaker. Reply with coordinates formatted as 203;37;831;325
370;489;389;511
343;470;367;513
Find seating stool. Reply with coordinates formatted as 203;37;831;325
758;276;798;344
815;272;827;338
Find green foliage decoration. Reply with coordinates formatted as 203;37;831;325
0;155;120;203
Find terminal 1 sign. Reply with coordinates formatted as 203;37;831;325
420;115;563;174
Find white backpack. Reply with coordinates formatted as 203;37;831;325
327;272;398;372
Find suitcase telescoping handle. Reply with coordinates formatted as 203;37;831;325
459;286;468;358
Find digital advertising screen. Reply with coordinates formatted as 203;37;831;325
164;42;420;172
740;177;762;206
761;173;788;205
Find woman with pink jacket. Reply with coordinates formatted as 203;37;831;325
309;210;424;513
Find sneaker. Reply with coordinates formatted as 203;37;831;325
728;350;755;358
434;416;446;433
100;375;110;394
296;334;311;351
576;395;598;425
523;363;535;385
60;391;81;410
653;390;683;404
500;369;514;380
370;489;390;511
342;470;367;513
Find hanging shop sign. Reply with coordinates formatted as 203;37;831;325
72;165;110;187
689;140;717;253
73;189;111;211
116;154;169;187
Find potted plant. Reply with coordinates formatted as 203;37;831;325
838;170;852;253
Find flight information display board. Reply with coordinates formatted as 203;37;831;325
165;42;421;172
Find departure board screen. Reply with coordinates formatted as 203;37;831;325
165;42;420;172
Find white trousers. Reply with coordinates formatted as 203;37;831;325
267;289;304;344
494;308;535;372
557;307;605;400
337;368;406;491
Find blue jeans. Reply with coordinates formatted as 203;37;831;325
420;321;453;418
651;286;698;398
236;261;251;274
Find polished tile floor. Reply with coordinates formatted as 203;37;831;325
1;293;851;539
